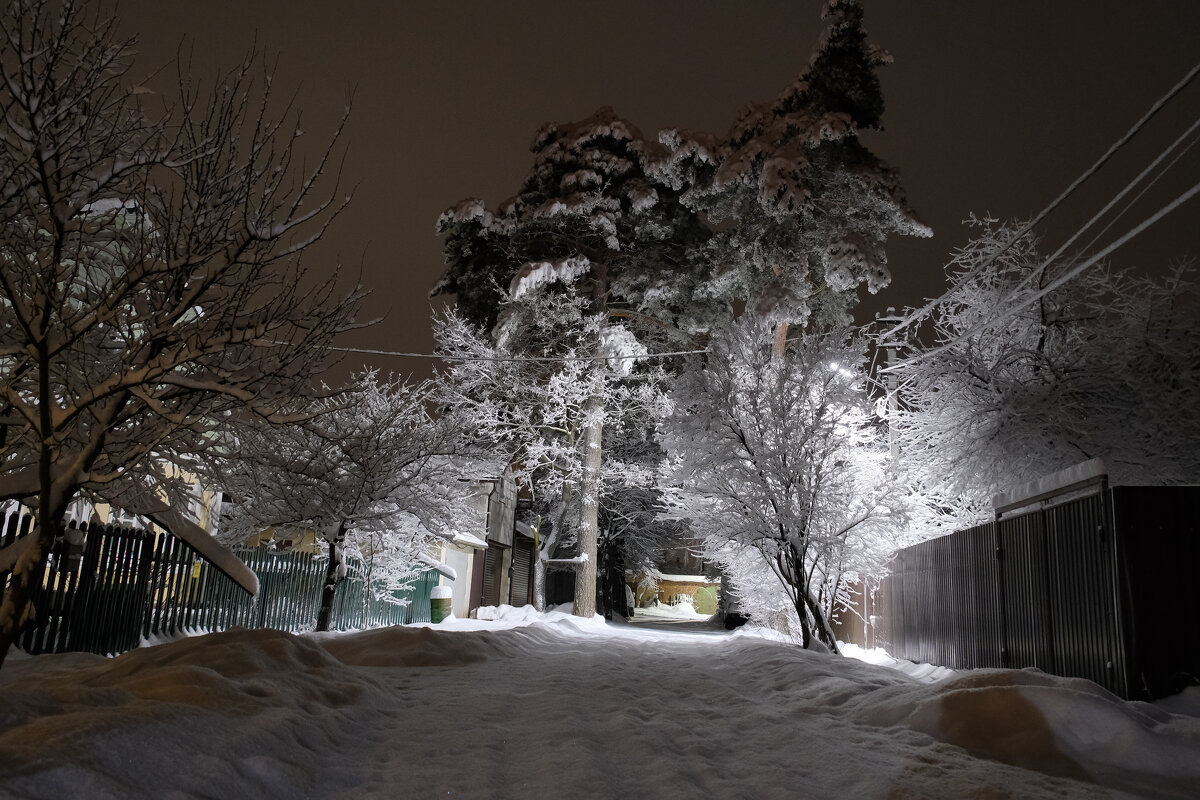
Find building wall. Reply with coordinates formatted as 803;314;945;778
440;543;477;618
626;574;721;614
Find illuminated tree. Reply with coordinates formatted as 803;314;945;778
662;316;904;650
436;108;702;618
433;0;928;621
656;0;930;343
887;218;1200;525
215;373;465;631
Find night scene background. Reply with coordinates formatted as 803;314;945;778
113;0;1200;377
2;1;1199;798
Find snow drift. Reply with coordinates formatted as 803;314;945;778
1;611;1197;799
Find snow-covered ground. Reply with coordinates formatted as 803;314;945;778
2;607;1198;799
628;598;715;622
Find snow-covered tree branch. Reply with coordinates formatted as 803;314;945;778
213;372;468;631
885;217;1200;526
662;316;907;651
432;0;928;626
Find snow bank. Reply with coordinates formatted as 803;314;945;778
2;617;1198;799
846;668;1200;794
463;603;608;634
634;599;713;621
840;641;956;683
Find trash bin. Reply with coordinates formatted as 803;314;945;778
430;585;453;623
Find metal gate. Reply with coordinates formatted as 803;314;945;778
877;486;1199;700
510;537;533;606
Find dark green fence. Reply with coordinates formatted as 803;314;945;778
1;505;437;656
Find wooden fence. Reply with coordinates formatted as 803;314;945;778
1;505;437;656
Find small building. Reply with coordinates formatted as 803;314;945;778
626;572;721;615
431;463;536;618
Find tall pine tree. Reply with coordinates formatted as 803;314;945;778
435;0;928;620
659;0;930;340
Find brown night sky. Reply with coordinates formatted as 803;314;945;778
113;0;1200;381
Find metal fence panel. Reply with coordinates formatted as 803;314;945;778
878;522;1001;670
1111;486;1200;699
1043;493;1120;692
998;509;1053;671
877;487;1197;700
4;508;439;657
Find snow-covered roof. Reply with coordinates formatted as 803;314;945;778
654;574;719;584
450;531;488;550
992;458;1108;515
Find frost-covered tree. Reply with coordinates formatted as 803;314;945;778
662;316;906;651
434;297;670;614
216;373;465;631
655;0;930;343
0;0;361;664
886;218;1200;525
435;108;705;618
434;1;928;620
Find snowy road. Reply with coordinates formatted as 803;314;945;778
1;610;1198;799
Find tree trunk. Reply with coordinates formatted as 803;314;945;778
597;540;628;621
773;321;789;358
805;589;841;654
596;539;612;620
315;524;347;632
0;516;60;669
533;502;564;612
791;596;813;650
533;554;547;612
572;392;604;619
0;366;70;670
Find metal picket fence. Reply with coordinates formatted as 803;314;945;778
1;503;437;656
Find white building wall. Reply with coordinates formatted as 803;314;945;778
441;544;476;618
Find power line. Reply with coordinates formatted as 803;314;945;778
955;110;1200;335
327;345;710;363
1015;112;1200;299
886;59;1200;338
886;178;1200;371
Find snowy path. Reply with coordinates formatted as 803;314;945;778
1;612;1198;799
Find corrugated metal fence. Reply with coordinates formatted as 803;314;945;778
1;506;437;657
875;486;1199;700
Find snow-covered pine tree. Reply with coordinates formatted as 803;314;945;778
657;0;930;336
435;1;929;625
0;0;362;666
435;108;706;618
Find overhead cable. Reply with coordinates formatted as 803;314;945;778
982;111;1200;316
325;345;710;363
885;59;1200;338
886;179;1200;371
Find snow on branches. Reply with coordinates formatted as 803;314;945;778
432;0;928;624
662;317;907;650
214;372;469;630
884;218;1200;525
653;0;930;331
